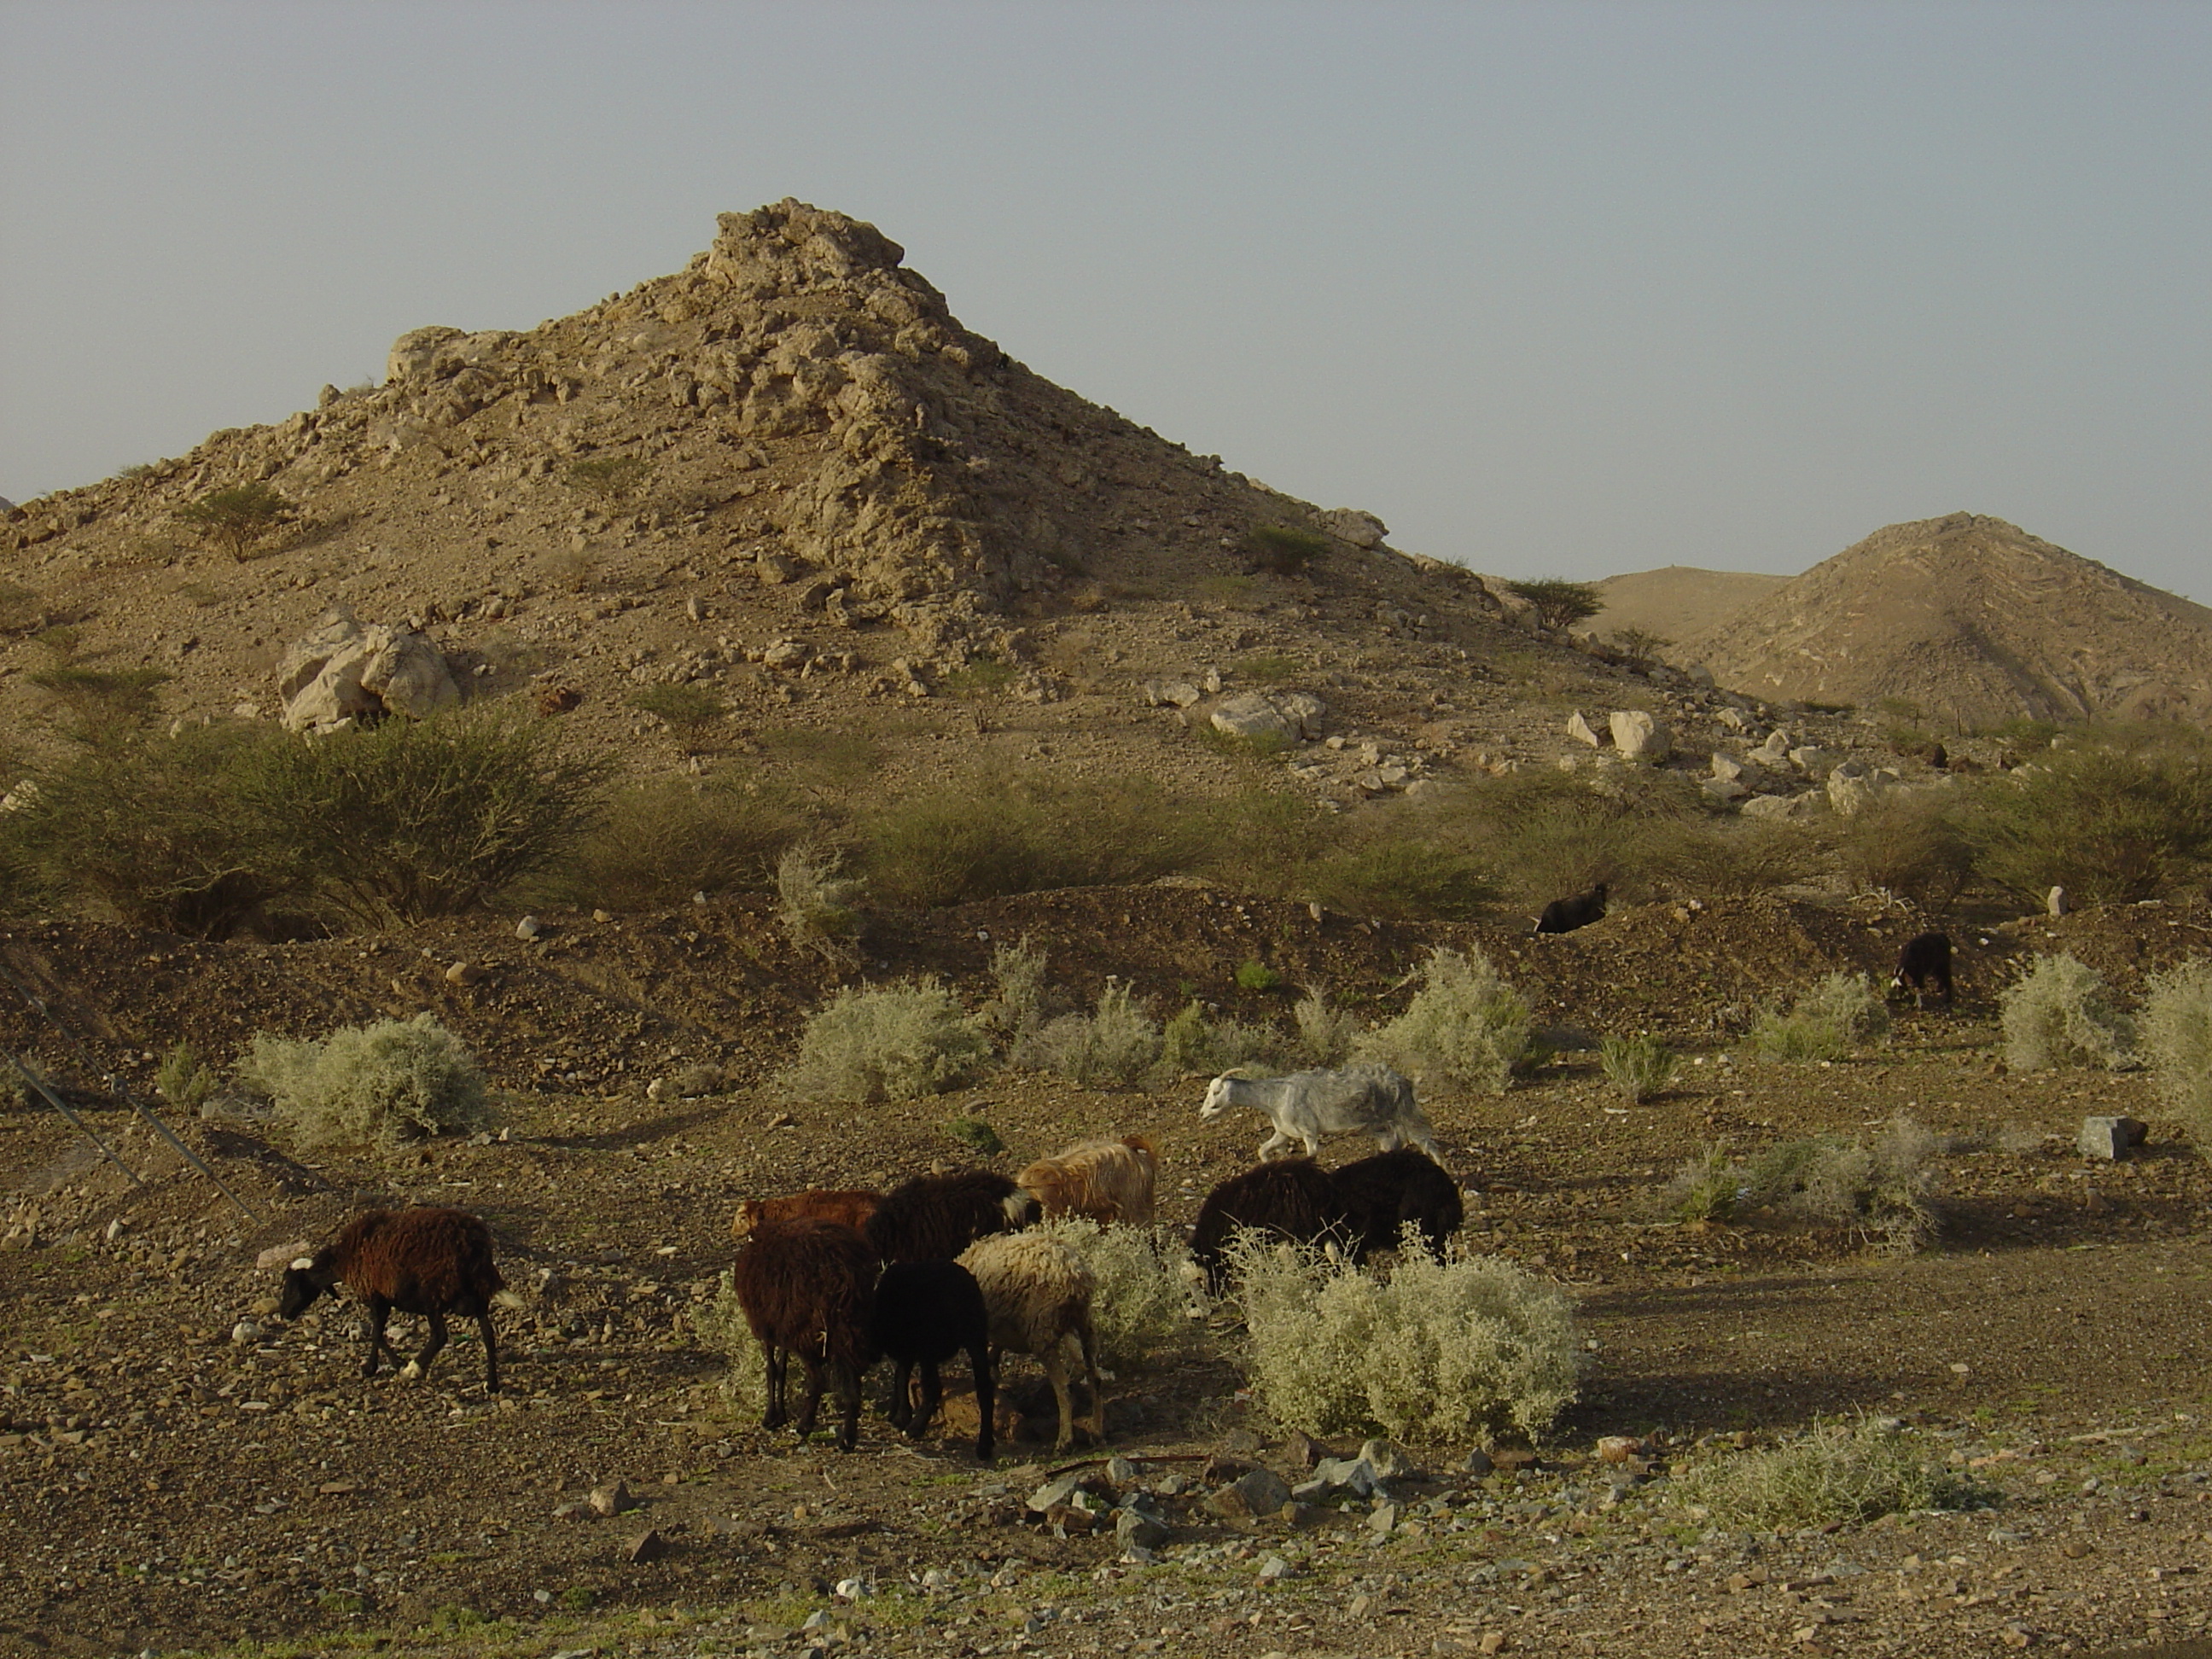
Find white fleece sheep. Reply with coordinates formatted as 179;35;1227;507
956;1231;1105;1452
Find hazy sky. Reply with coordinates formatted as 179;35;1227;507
3;2;2206;596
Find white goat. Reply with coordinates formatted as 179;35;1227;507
1199;1064;1441;1163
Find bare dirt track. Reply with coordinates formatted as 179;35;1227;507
3;888;2211;1659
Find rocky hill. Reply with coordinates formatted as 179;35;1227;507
1588;566;1785;650
0;199;1845;817
1679;513;2212;728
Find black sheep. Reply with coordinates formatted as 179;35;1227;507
1891;931;1954;1008
868;1258;995;1461
1330;1147;1465;1260
1188;1157;1352;1290
864;1168;1039;1264
277;1207;518;1393
1535;882;1609;935
731;1219;877;1452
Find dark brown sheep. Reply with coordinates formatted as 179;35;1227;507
1330;1148;1465;1260
730;1219;877;1452
1188;1157;1352;1290
867;1258;995;1461
731;1188;883;1243
863;1168;1039;1264
277;1208;518;1393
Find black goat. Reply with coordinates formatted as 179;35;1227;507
1188;1157;1351;1290
277;1207;519;1393
1535;882;1609;934
1891;931;1954;1008
1330;1147;1465;1259
864;1168;1039;1264
868;1258;995;1461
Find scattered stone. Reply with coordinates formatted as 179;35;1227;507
624;1529;667;1563
1254;1552;1297;1581
444;961;484;987
1115;1508;1171;1551
1206;1467;1291;1521
1143;679;1204;708
2078;1117;2147;1161
1368;1501;1400;1534
1566;711;1602;747
589;1481;637;1518
1609;709;1672;760
1596;1435;1645;1464
1461;1447;1494;1476
1027;1474;1084;1513
1321;508;1388;549
515;915;544;941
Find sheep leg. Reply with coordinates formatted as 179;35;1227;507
760;1342;789;1429
884;1359;916;1432
1076;1313;1107;1442
401;1310;448;1382
908;1358;942;1441
968;1340;995;1463
830;1358;861;1453
792;1350;828;1440
474;1310;502;1394
1044;1348;1079;1454
361;1295;399;1379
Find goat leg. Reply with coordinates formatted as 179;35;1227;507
760;1342;789;1429
908;1359;942;1441
1077;1316;1108;1442
793;1351;827;1440
401;1310;448;1382
969;1341;995;1464
362;1296;397;1379
884;1359;915;1431
475;1310;502;1394
830;1358;861;1453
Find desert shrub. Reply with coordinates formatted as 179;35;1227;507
857;771;1215;907
1159;1001;1292;1076
1672;1418;1978;1530
1505;578;1603;632
782;980;991;1103
942;1115;1005;1156
2140;959;2212;1148
1834;793;1976;913
26;666;172;750
627;683;727;750
978;934;1050;1045
562;454;651;503
0;580;44;635
1037;1217;1197;1370
1358;946;1532;1095
1451;771;1674;909
1242;524;1330;574
1233;958;1284;993
1239;652;1301;684
1657;1116;1941;1250
1742;972;1889;1063
176;482;295;561
776;841;862;961
1022;982;1161;1088
241;1014;492;1149
1231;1234;1580;1441
0;723;300;937
1599;1033;1676;1103
1293;986;1362;1067
1608;626;1671;672
1962;737;2212;904
1650;818;1811;899
2000;953;2135;1072
156;1042;217;1115
520;776;798;911
1301;837;1495;922
236;708;608;927
939;657;1018;697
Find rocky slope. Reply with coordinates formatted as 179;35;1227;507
1679;514;2212;728
1589;566;1785;650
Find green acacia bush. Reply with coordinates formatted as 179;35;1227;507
1964;737;2212;904
239;708;607;927
1505;578;1604;632
1743;972;1889;1064
1158;1001;1291;1076
26;666;172;751
2140;959;2212;1149
1358;946;1532;1095
1835;794;1976;913
521;776;798;911
627;684;727;751
1671;1419;1976;1530
1242;524;1330;575
241;1014;492;1149
1231;1234;1581;1441
1656;1115;1940;1251
783;980;991;1103
2000;953;2135;1072
1301;836;1495;922
177;482;295;561
1037;1218;1197;1370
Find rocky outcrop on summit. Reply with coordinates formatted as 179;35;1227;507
1683;515;2212;728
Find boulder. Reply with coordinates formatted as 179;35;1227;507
1787;745;1834;775
1826;760;1900;817
1741;792;1823;822
1609;709;1673;760
1143;679;1204;709
1204;1466;1291;1520
1320;508;1388;549
1567;711;1603;748
2078;1116;2147;1161
1212;690;1325;742
277;609;461;731
1709;753;1744;783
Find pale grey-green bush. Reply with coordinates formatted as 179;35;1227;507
1159;1000;1292;1076
783;980;991;1102
1230;1234;1580;1441
2140;958;2212;1148
1598;1033;1676;1103
2000;953;2135;1071
1022;981;1161;1087
776;841;862;962
1743;971;1889;1064
982;934;1050;1042
1294;985;1361;1067
1655;1115;1941;1250
1357;946;1532;1095
1037;1217;1198;1371
242;1014;492;1149
1671;1418;1978;1530
695;1269;769;1417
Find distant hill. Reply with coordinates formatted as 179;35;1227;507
1680;513;2212;727
1589;566;1786;650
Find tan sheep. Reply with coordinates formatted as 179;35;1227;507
956;1231;1105;1452
1016;1134;1157;1225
